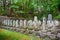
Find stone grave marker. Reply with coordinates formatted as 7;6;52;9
50;21;56;32
7;19;10;26
38;20;41;28
54;20;59;27
48;14;52;22
27;20;33;28
23;20;27;27
20;20;23;27
5;19;8;25
13;20;16;27
42;17;46;32
38;20;41;26
32;21;37;28
3;20;6;25
9;20;13;26
47;14;53;28
34;16;38;22
16;20;19;27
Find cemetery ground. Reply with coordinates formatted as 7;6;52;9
0;15;60;40
0;28;40;40
0;0;60;40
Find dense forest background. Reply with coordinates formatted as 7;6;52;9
0;0;60;20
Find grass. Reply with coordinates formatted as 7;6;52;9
0;28;40;40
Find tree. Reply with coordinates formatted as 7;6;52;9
3;0;6;10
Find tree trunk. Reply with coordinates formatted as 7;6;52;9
3;0;6;10
3;0;12;17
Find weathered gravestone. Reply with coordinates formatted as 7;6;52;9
9;20;13;26
13;20;16;27
27;20;33;28
16;20;19;27
38;20;41;26
48;14;56;32
48;14;52;22
4;19;8;25
23;20;27;28
42;17;46;32
34;16;38;22
37;20;41;28
47;14;53;27
47;14;56;32
3;20;6;25
34;16;39;28
7;19;10;26
20;20;23;27
32;21;37;28
54;20;59;27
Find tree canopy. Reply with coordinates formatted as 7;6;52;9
0;0;60;19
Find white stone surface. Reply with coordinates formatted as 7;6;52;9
50;21;56;31
38;20;41;26
16;20;19;27
42;17;46;31
48;14;52;22
13;20;16;27
54;20;59;27
27;20;33;28
20;20;23;27
32;21;37;28
47;20;51;27
7;20;10;26
3;20;6;25
23;20;27;27
37;20;42;28
47;14;53;27
9;20;13;26
47;20;53;27
5;20;8;25
34;16;38;22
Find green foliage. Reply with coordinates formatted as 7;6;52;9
1;0;60;19
55;14;60;19
0;29;40;40
0;6;6;16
